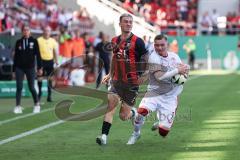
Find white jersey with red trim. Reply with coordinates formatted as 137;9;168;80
147;50;183;95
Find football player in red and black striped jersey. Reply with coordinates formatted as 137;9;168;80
96;13;148;145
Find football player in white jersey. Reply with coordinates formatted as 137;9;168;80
127;34;189;145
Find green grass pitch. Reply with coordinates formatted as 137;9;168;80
0;74;240;160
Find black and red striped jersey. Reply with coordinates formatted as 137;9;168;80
111;33;147;85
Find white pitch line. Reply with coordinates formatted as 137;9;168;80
0;75;203;126
0;75;204;145
0;120;64;145
0;105;107;146
0;108;54;126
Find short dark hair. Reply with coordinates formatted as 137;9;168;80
22;24;30;31
154;34;168;41
99;31;104;39
119;13;133;22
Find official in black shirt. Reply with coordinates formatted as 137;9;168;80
13;25;42;114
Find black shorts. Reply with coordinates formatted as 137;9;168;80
108;80;139;106
41;60;54;77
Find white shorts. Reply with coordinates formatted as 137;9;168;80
139;86;182;129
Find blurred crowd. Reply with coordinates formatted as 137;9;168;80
0;0;94;34
119;0;198;36
200;9;240;35
2;0;240;37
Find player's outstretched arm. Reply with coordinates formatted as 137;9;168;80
153;64;189;81
177;64;189;75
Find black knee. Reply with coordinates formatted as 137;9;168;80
29;85;36;94
16;86;23;93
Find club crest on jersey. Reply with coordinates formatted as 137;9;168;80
125;42;131;50
29;42;34;49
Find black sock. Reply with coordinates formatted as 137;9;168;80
101;121;112;135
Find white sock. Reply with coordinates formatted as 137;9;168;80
131;107;137;118
134;114;145;134
102;134;107;139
